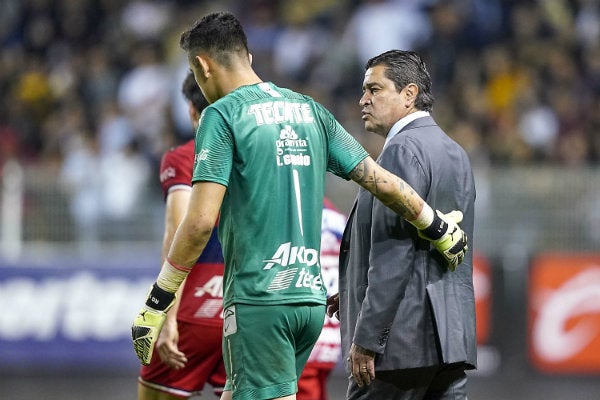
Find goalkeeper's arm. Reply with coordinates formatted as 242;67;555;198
348;157;467;270
132;181;225;365
131;259;192;366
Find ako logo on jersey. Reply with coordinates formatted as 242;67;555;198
528;253;600;373
263;242;322;292
262;241;319;270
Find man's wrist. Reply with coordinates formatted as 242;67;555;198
353;342;376;357
411;204;434;230
145;283;175;311
419;211;447;240
156;258;192;293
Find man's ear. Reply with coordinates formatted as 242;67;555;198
196;55;211;78
404;83;419;106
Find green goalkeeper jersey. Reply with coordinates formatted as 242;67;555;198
192;82;367;308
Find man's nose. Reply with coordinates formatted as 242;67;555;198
359;94;370;106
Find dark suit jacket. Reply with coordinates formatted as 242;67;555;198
339;116;477;373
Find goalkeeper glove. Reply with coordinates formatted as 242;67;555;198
418;210;468;271
132;283;176;366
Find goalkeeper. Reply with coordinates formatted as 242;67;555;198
132;12;467;400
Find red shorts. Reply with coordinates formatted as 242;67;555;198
297;363;335;400
139;321;226;398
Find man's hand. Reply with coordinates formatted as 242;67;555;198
419;210;468;271
326;293;340;319
156;316;188;369
349;343;376;387
132;284;176;366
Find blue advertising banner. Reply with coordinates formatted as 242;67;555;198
0;263;155;371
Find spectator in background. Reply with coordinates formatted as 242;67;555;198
517;97;559;161
117;39;172;162
60;132;102;251
99;137;150;226
574;0;600;50
120;0;174;41
421;1;467;97
239;0;281;78
96;100;135;157
340;0;431;65
272;4;331;87
81;46;121;118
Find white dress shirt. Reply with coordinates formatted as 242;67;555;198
383;111;430;150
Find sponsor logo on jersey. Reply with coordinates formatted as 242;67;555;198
193;275;223;298
247;101;314;126
263;242;323;292
159;166;176;183
263;242;319;270
193;299;223;319
194;149;209;163
275;125;311;167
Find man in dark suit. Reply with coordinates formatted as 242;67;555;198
328;50;477;399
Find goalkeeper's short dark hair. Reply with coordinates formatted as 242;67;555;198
181;71;209;112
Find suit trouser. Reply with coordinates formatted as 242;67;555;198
346;363;468;400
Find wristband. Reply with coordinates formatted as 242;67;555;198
145;283;175;311
420;212;447;240
410;204;434;230
156;258;192;293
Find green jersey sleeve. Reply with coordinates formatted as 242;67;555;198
192;106;234;186
314;102;369;179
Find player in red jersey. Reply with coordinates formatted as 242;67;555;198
138;72;226;400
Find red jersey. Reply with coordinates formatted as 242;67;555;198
159;140;224;327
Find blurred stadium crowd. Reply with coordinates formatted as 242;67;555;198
0;0;599;240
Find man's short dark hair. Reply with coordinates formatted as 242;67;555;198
366;50;434;112
180;12;249;68
182;71;209;112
